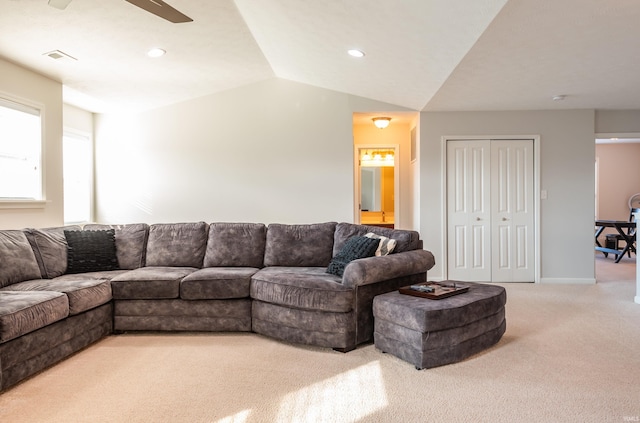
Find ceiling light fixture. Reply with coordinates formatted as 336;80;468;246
348;49;365;58
552;95;566;101
372;117;391;129
147;48;166;58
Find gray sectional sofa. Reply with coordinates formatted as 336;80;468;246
0;221;435;391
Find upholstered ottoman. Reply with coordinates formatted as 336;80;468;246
373;282;506;369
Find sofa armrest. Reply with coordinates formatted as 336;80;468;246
341;249;436;288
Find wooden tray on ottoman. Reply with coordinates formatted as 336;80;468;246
399;281;469;300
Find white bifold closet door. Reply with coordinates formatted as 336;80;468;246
447;139;534;282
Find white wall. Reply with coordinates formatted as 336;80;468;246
596;110;640;133
420;110;596;283
0;59;63;230
94;78;406;225
63;104;93;134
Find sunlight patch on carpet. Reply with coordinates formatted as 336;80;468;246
275;361;388;423
217;409;251;423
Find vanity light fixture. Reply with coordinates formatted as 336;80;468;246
372;117;391;129
360;149;395;167
147;48;166;58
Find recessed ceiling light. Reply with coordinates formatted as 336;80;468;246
147;48;166;58
348;49;365;58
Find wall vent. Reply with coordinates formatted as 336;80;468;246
43;50;77;61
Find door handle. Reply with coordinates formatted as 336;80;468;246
476;217;481;221
502;217;508;221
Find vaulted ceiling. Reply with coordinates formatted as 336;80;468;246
1;0;639;114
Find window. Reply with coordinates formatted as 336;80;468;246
63;132;92;223
0;97;42;200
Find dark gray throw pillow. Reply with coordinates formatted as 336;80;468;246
64;229;119;274
326;236;380;277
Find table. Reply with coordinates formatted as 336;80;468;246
595;220;636;263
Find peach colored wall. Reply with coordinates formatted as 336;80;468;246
596;143;640;220
382;167;394;213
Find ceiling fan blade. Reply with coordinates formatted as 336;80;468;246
125;0;193;23
48;0;73;10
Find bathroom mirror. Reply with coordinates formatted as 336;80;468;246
360;166;394;226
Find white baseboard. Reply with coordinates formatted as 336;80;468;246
431;276;597;284
539;277;596;284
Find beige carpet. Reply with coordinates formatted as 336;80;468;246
1;258;639;423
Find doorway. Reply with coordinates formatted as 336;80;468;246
594;134;640;273
446;138;536;282
356;146;398;228
352;111;419;230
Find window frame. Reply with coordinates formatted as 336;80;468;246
0;93;46;209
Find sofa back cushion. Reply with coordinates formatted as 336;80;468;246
145;222;208;268
204;223;267;268
0;230;43;288
25;226;81;278
84;223;149;269
264;222;337;267
333;222;421;256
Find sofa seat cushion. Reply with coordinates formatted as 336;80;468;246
181;267;257;300
111;267;197;300
0;291;69;343
53;270;129;282
251;267;353;313
2;279;112;315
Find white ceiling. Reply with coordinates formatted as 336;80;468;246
1;0;639;114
